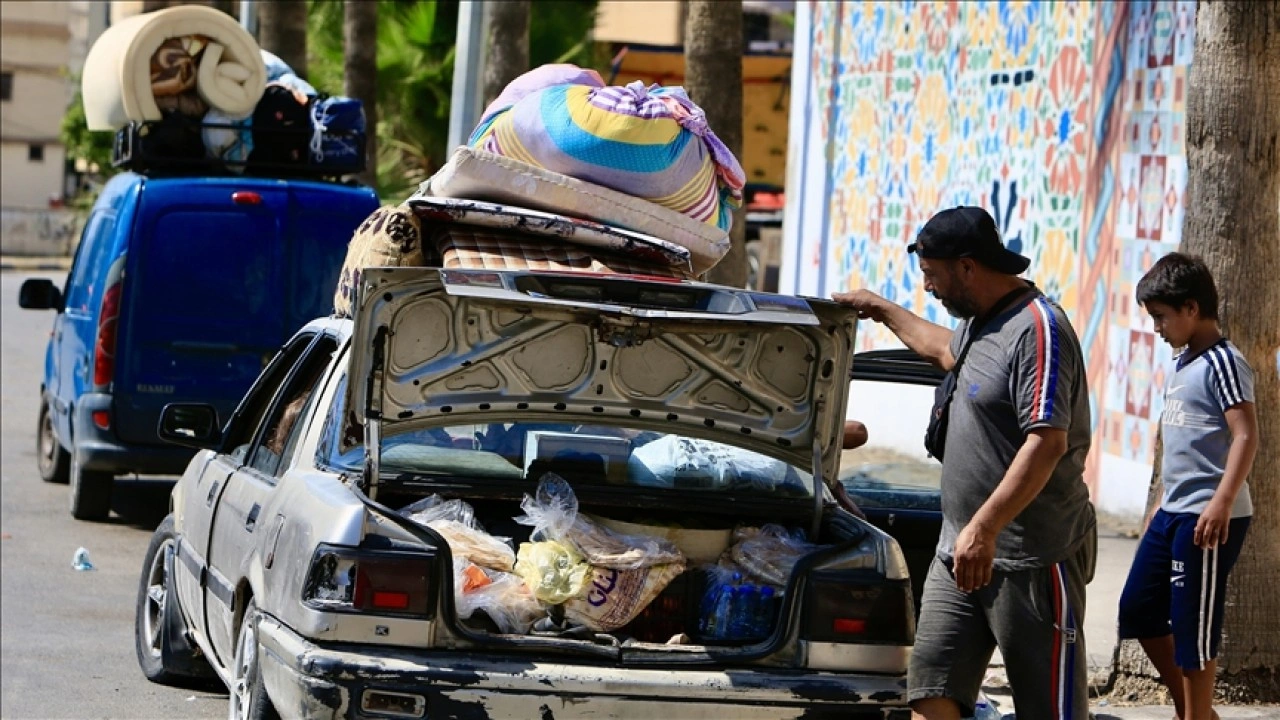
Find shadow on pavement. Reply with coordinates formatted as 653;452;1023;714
107;476;179;531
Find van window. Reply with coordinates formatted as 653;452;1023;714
63;213;116;314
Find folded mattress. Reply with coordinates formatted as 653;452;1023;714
82;5;267;131
423;147;731;277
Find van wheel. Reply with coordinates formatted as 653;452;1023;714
37;402;70;484
69;449;113;521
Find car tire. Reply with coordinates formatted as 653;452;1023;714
69;448;113;521
229;600;279;720
135;515;213;684
36;401;70;484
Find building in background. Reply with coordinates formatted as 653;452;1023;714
784;1;1197;519
1;1;72;210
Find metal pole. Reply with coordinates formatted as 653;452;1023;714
447;0;488;151
239;0;257;38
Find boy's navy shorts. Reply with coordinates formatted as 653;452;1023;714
1118;508;1250;670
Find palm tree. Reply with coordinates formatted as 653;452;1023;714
344;0;378;187
482;0;531;107
259;0;308;79
684;0;746;286
1112;0;1280;704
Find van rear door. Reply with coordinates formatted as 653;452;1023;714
113;182;291;447
281;182;379;332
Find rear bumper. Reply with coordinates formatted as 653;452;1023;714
74;395;196;475
257;614;911;720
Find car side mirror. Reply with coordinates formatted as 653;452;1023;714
18;278;62;312
158;403;222;449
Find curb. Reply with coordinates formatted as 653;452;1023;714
0;257;72;272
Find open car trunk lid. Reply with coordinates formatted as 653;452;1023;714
342;267;858;489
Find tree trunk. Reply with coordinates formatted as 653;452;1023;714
1180;0;1280;701
343;0;378;188
481;0;531;107
684;0;747;287
258;0;308;79
1112;0;1280;705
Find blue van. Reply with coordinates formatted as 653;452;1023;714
18;172;379;520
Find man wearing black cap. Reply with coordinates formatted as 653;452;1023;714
834;206;1096;720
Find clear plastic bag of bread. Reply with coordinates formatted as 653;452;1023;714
454;558;546;634
401;495;516;572
728;524;818;587
516;473;684;570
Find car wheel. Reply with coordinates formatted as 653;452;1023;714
69;448;113;521
229;600;279;720
135;515;212;684
36;402;70;484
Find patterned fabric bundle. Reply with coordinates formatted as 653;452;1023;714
333;205;429;318
468;64;745;233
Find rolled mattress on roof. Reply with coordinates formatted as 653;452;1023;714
82;5;267;131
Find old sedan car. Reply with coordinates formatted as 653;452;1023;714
135;265;932;719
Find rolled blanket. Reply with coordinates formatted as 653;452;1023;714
469;64;745;233
149;36;205;96
83;5;266;130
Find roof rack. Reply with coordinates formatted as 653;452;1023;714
112;119;365;180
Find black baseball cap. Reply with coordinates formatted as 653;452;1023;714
906;206;1031;275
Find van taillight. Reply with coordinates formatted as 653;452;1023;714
302;545;436;619
93;281;123;388
801;570;914;646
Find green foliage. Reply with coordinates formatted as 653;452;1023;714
308;0;601;201
60;79;120;206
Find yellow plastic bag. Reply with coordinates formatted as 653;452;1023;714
514;540;590;605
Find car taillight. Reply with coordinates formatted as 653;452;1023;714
93;280;123;388
800;570;915;646
302;545;436;619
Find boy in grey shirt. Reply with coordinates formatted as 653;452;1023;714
1118;253;1258;720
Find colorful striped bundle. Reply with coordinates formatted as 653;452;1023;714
469;64;745;233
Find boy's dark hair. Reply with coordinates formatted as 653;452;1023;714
1135;252;1219;319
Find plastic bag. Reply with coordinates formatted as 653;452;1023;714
517;475;684;570
728;525;817;587
629;435;801;493
564;561;685;632
515;473;579;542
454;558;546;635
402;495;516;572
514;540;591;604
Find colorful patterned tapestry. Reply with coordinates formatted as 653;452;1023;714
782;0;1197;514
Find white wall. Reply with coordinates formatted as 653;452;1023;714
0;142;67;210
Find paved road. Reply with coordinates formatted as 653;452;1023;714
1;271;226;719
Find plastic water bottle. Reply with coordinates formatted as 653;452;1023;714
710;585;737;639
71;547;95;571
754;586;777;638
729;585;758;638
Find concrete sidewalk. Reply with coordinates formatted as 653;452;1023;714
982;532;1277;719
0;255;72;272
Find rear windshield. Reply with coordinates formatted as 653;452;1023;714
318;376;813;499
